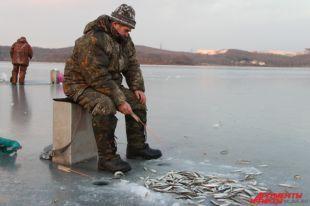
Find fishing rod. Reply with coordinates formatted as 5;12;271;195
57;165;125;186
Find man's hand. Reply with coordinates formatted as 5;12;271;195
118;101;133;115
134;90;146;105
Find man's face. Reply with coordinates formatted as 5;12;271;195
112;22;132;38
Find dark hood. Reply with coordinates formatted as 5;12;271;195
17;37;27;44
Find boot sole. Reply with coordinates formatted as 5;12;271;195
98;166;132;173
126;153;162;160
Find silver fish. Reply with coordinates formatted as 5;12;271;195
113;171;124;179
144;170;269;205
278;183;298;188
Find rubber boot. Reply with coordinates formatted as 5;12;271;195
125;110;162;160
92;114;131;173
10;65;19;85
18;66;27;85
127;143;162;160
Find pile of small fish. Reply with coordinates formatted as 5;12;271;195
144;170;270;205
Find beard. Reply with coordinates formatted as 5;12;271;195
110;25;129;44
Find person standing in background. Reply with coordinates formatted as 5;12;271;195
10;37;33;85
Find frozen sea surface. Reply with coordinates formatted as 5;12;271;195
0;62;310;205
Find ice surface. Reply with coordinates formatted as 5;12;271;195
0;62;309;205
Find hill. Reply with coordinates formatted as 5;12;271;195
1;45;310;67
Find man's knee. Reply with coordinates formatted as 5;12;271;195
76;88;117;116
91;98;117;116
19;66;27;72
12;65;19;72
122;89;147;111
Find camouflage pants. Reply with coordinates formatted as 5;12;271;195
76;86;147;159
11;64;27;84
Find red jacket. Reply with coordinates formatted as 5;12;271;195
10;37;33;66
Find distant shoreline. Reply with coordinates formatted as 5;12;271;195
1;60;310;70
1;45;310;67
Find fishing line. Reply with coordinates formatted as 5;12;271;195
130;112;162;143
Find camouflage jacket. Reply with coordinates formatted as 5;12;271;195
63;15;145;106
10;38;33;66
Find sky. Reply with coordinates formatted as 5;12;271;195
1;0;310;52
